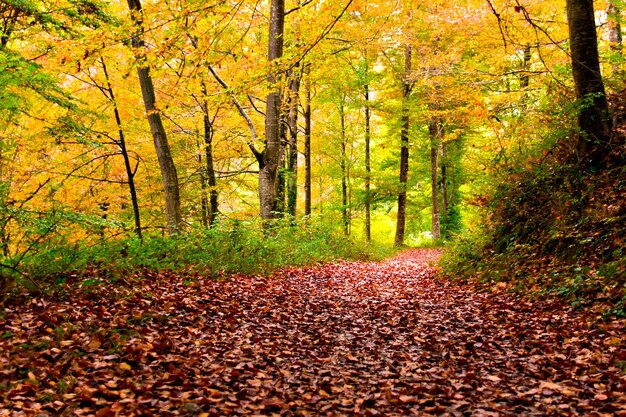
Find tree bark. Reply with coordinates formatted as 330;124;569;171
339;100;349;236
394;45;412;247
429;118;442;240
441;141;448;236
608;3;623;52
127;0;182;234
608;2;623;75
259;0;285;221
197;138;208;229
201;92;219;227
304;64;312;217
287;71;301;218
566;0;612;164
364;81;371;243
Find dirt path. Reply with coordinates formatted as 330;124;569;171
1;249;624;416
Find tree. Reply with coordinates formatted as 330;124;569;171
259;0;286;221
100;57;143;239
126;0;182;234
565;0;612;164
429;117;443;240
304;64;312;217
364;67;372;243
286;70;301;218
394;45;412;247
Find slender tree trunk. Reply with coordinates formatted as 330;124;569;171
276;158;286;216
126;0;181;235
197;137;209;229
608;2;623;75
364;82;371;243
101;57;142;241
259;0;285;220
287;72;301;218
520;45;531;89
429;118;442;240
441;141;448;236
304;64;312;217
339;101;349;236
201;98;219;227
566;0;612;163
394;45;412;247
608;3;623;53
0;142;7;257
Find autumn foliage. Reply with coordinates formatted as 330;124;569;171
2;250;625;415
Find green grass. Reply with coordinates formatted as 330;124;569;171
3;215;393;294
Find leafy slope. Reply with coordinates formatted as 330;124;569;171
1;250;625;416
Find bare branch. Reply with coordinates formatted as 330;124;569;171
208;65;263;164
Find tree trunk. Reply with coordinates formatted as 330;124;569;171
202;98;219;227
364;82;371;243
259;0;285;221
304;64;312;217
287;71;301;218
339;101;349;236
608;2;623;75
608;3;623;53
394;45;412;247
441;141;448;236
566;0;612;164
197;138;208;229
101;57;142;241
429;118;442;240
520;45;531;89
126;0;181;235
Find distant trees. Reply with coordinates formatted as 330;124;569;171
0;0;622;249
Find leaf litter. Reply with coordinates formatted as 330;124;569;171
1;249;624;416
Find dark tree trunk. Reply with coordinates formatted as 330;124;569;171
287;72;301;218
566;0;612;164
441;141;448;235
100;57;142;241
127;0;182;235
197;139;208;229
259;0;285;220
339;101;349;236
520;45;531;89
202;100;219;227
394;45;412;247
364;82;371;243
304;64;312;217
429;118;442;240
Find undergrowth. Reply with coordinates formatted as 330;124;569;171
1;216;394;299
442;142;626;317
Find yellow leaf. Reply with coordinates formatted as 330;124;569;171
119;362;132;371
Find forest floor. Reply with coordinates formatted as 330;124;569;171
1;249;625;416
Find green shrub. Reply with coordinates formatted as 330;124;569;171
2;215;391;295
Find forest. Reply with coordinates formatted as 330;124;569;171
1;0;625;415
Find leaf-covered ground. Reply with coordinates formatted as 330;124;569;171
1;249;625;416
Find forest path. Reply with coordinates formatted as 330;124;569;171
1;249;625;416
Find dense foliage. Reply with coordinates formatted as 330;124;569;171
0;0;624;310
442;124;626;315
